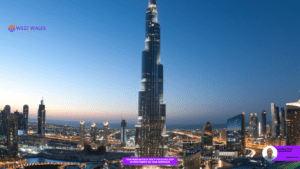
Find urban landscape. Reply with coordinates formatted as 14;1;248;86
1;0;300;169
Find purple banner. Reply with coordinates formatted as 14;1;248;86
273;146;300;161
123;157;178;165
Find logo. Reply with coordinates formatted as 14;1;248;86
8;25;46;32
8;25;16;32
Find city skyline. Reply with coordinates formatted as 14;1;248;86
1;0;300;125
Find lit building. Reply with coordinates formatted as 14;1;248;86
23;105;29;134
91;122;97;143
279;107;286;137
253;113;258;138
37;98;46;137
103;122;108;147
7;113;18;158
261;110;266;136
135;0;168;158
2;105;11;136
271;103;280;138
201;121;212;148
0;110;2;136
14;110;26;135
80;121;85;148
249;113;254;137
258;122;261;136
121;119;127;147
286;98;300;145
226;113;245;157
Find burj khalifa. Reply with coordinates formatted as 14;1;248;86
135;0;168;157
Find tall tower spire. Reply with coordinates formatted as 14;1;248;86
135;0;168;158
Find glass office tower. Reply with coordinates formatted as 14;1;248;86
7;113;18;157
121;120;127;147
23;105;29;134
91;122;97;143
271;103;280;138
80;121;85;148
103;122;108;147
261;110;266;136
202;121;213;147
135;0;168;157
37;98;46;137
226;113;245;156
286;99;300;145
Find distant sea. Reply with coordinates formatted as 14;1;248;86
29;119;227;129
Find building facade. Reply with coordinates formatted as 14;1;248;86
37;98;46;137
121;120;127;147
135;0;168;158
7;113;18;157
249;113;253;137
279;107;286;137
80;121;85;148
23;105;29;134
103;122;108;147
14;110;26;135
201;121;213;148
91;122;97;143
271;103;280;138
253;113;258;138
261;110;266;136
226;113;245;156
286;99;300;145
2;105;11;136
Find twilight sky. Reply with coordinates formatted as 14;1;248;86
0;0;299;126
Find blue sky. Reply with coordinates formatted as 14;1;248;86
0;0;299;126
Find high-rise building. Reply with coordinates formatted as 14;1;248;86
23;105;29;134
249;113;253;137
91;122;97;143
279;107;286;137
2;105;11;136
202;121;213;148
103;122;108;147
261;110;266;136
14;110;26;135
80;121;85;148
0;110;2;136
135;0;168;158
7;113;18;158
286;99;300;145
121;119;127;147
226;113;245;157
37;98;46;137
271;103;280;138
253;113;258;138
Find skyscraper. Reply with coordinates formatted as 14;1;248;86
286;99;300;145
14;110;26;135
103;122;108;147
0;110;2;136
279;107;286;137
249;113;253;137
23;105;29;134
7;113;18;158
226;113;245;157
80;121;85;149
253;113;258;138
91;122;97;143
202;121;213;148
261;110;266;136
271;103;280;138
121;119;127;147
37;98;46;137
135;0;168;158
2;105;11;136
